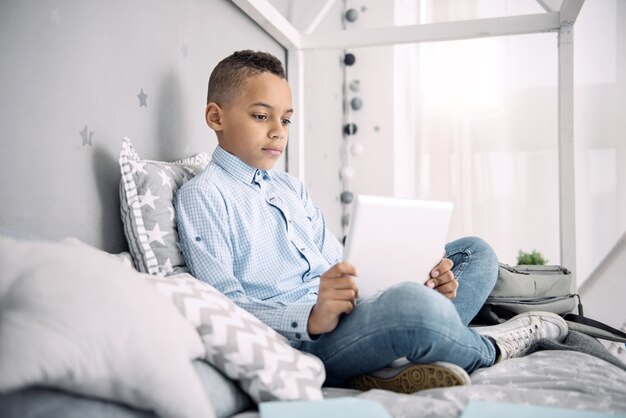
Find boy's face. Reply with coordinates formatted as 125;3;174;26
208;72;293;171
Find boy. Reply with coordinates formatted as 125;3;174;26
175;50;568;392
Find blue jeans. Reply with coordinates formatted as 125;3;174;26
300;236;499;386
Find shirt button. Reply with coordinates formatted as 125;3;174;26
295;333;301;339
195;236;201;242
291;321;298;328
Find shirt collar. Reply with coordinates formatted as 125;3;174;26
212;145;273;186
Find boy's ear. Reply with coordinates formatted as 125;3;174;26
205;102;223;131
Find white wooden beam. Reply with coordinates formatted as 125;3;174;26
559;0;585;25
232;0;301;49
232;0;586;274
286;48;306;180
293;0;337;35
558;22;578;288
301;12;559;50
536;0;562;13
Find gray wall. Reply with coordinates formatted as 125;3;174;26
0;0;285;253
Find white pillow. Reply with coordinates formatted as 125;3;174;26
0;236;214;418
146;273;326;403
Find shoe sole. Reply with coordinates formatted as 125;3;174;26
347;362;470;394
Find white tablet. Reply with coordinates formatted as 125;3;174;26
343;195;454;299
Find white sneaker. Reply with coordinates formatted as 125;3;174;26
473;311;568;362
347;361;471;394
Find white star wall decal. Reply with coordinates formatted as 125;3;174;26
139;189;160;210
51;8;61;24
137;88;148;107
146;224;168;245
79;125;93;146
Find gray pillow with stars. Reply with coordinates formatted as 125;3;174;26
119;137;210;276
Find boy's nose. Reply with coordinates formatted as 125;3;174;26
270;132;282;139
268;123;286;139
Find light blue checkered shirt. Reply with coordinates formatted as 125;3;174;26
175;146;343;345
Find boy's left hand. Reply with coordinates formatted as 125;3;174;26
426;258;458;300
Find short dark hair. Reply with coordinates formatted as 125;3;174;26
207;50;286;105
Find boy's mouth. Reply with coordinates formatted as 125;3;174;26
262;147;283;157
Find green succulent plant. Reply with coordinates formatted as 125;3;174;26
516;249;548;265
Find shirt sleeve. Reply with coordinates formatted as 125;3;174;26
174;182;316;343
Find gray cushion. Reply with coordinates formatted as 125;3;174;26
119;137;210;275
0;388;154;418
193;360;253;418
0;360;252;418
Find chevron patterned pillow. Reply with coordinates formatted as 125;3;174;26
146;274;325;403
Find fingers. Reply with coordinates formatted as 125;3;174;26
426;263;458;299
318;286;358;306
327;261;357;277
321;262;359;298
426;280;458;299
430;258;453;278
307;299;355;335
428;268;455;285
435;276;458;296
334;299;357;315
309;263;359;335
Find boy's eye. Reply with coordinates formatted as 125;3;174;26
282;119;291;126
253;114;267;120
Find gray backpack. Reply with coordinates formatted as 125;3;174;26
485;264;578;315
472;263;626;343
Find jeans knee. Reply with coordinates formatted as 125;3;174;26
450;236;495;258
472;236;498;286
472;236;497;259
447;236;498;287
377;282;458;327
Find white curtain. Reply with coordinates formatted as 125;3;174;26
392;0;625;284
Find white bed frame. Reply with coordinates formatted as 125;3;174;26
231;0;585;291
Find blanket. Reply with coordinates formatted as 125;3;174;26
528;330;626;372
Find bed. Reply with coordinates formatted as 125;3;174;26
1;138;625;418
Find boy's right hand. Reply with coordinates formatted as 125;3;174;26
307;262;359;336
